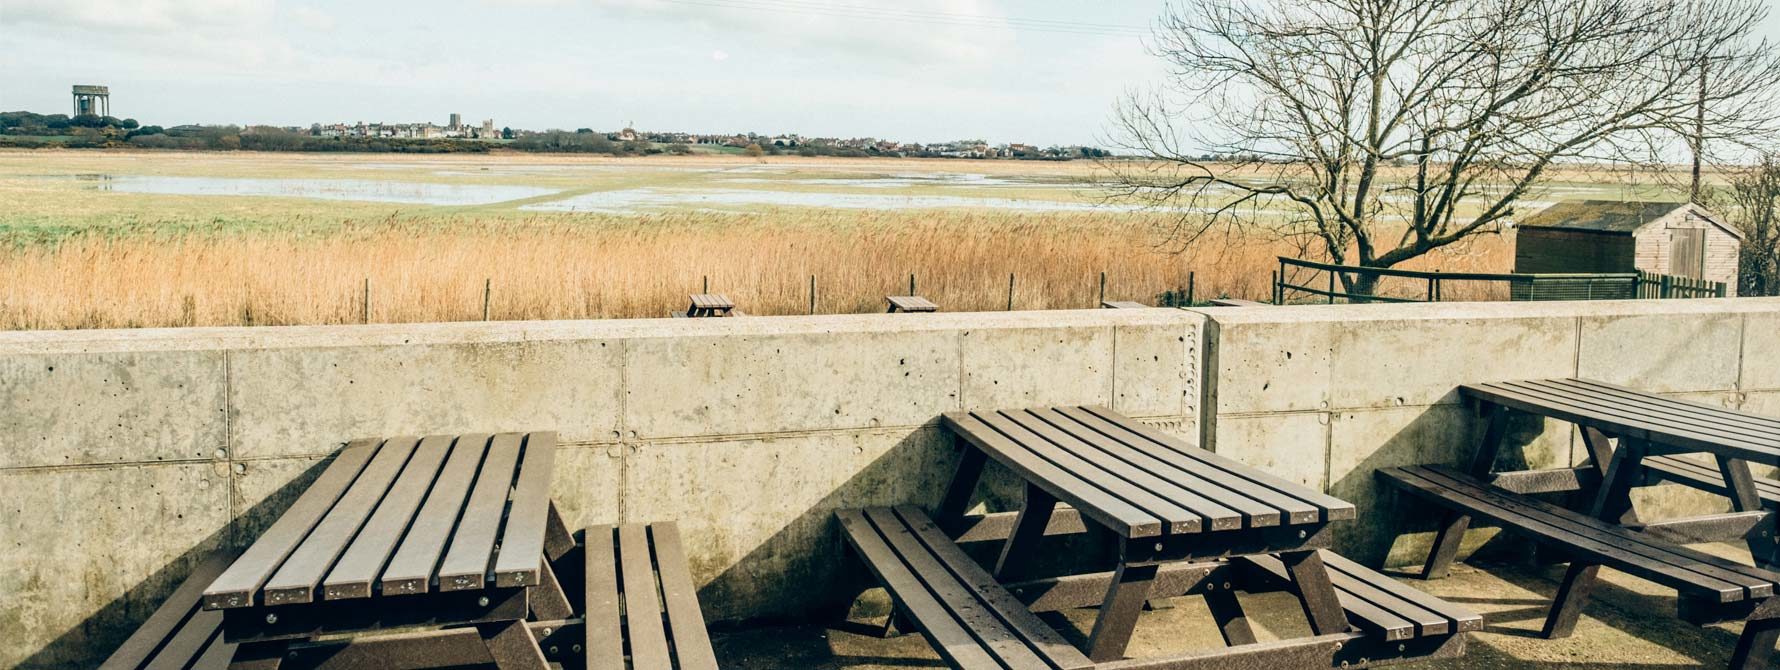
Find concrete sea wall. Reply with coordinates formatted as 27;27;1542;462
2;298;1777;667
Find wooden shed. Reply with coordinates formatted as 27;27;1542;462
1513;200;1743;295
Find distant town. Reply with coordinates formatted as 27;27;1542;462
2;85;1112;160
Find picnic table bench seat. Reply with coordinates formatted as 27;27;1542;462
1237;550;1483;642
837;505;1095;670
101;553;239;670
1643;455;1780;508
1099;300;1149;309
584;521;719;670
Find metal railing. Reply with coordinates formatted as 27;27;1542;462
1273;257;1724;305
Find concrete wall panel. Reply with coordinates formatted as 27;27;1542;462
0;350;225;469
961;326;1113;410
1578;311;1742;392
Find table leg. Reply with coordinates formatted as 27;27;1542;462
1716;456;1779;569
479;619;550;670
1544;439;1645;638
1422;404;1509;579
1730;618;1780;670
936;447;987;527
544;501;576;563
229;640;290;670
1203;587;1256;646
994;482;1057;581
1281;550;1349;635
1085;561;1158;662
530;558;574;620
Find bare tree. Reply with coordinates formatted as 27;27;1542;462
1720;155;1780;296
1108;0;1780;296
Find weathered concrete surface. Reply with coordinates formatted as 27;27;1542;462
0;308;1202;668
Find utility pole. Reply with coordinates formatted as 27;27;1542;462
1692;55;1708;202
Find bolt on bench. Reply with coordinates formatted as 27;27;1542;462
1376;378;1780;669
837;406;1478;669
103;431;719;670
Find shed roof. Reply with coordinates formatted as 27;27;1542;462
1518;200;1744;241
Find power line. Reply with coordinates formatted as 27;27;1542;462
652;0;1151;38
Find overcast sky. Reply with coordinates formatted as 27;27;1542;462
0;0;1169;146
6;1;1780;148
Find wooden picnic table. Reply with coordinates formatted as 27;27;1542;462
201;432;575;669
940;406;1368;663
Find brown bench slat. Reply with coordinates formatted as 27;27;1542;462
102;552;235;670
649;522;719;670
1380;465;1772;602
944;411;1165;538
323;435;454;599
204;439;381;609
263;437;420;605
975;409;1198;534
493;432;558;588
621;523;673;668
864;508;1056;669
438;432;524;591
381;434;491;595
1406;465;1775;596
585;525;625;670
1240;553;1416;641
185;633;238;670
1320;551;1482;634
992;409;1242;532
1645;455;1780;507
1551;379;1780;437
1065;406;1351;523
892;506;1092;670
1025;408;1285;528
843;509;1075;666
1466;382;1779;458
141;608;224;670
1499;380;1779;450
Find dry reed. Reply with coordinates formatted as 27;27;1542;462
0;210;1509;330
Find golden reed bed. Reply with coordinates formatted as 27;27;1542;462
0;211;1508;330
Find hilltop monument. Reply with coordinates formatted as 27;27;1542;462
71;85;109;117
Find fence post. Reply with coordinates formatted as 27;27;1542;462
702;275;709;293
362;278;371;324
1272;271;1281;304
1099;271;1106;306
1187;271;1196;305
1660;274;1673;299
482;278;491;321
809;275;816;315
1007;273;1015;311
1327;269;1336;304
1426;275;1435;302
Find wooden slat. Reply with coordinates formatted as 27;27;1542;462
944;411;1162;538
1100;301;1147;309
835;510;1006;670
982;409;1202;534
322;435;454;600
1510;380;1779;447
1241;553;1416;641
1559;378;1780;433
263;437;421;604
101;553;234;670
1067;406;1349;523
1381;465;1770;601
864;508;1053;669
584;526;625;670
1466;381;1780;462
649;522;719;670
493;432;558;588
1646;455;1780;505
1024;408;1284;528
187;632;237;670
141;608;222;670
437;432;523;592
893;506;1093;670
1320;551;1482;633
203;439;381;609
381;434;490;595
1408;465;1775;594
620;524;672;669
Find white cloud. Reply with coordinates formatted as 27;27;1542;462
1;0;276;33
711;49;730;61
587;0;1017;65
287;6;337;32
